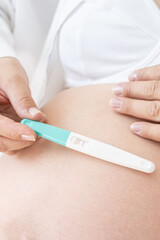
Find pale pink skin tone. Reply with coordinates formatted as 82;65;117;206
112;64;160;142
154;0;160;8
0;0;159;154
0;84;159;240
111;0;160;142
0;1;160;237
0;57;46;155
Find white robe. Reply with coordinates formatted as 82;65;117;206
0;0;85;106
0;0;160;106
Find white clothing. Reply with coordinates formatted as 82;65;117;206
0;0;160;106
59;0;160;88
0;0;59;79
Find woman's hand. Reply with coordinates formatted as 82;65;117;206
110;64;160;142
0;57;46;154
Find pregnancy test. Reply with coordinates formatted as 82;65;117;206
21;119;155;173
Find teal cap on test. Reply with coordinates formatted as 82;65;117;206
21;119;71;146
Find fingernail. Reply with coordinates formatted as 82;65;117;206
28;107;42;117
21;134;36;141
130;123;141;134
110;98;122;110
112;85;123;96
128;73;137;81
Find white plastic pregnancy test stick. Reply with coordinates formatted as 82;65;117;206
21;119;155;173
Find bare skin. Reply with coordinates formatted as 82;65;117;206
112;65;160;142
154;0;160;8
0;57;46;154
0;84;159;240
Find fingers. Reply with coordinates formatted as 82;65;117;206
130;121;160;142
5;150;18;155
0;57;46;121
0;57;46;152
0;136;34;153
0;95;10;104
129;64;160;81
112;64;160;142
0;89;10;104
0;115;37;153
0;114;37;141
110;97;160;122
4;78;46;121
112;81;160;100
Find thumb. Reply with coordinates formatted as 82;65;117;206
4;78;46;121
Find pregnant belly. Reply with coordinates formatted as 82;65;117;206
0;84;159;239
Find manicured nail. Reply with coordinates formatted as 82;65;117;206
128;73;137;81
112;85;123;96
130;123;141;134
110;98;122;110
21;134;36;141
28;107;41;117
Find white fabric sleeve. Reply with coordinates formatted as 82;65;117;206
0;0;16;58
